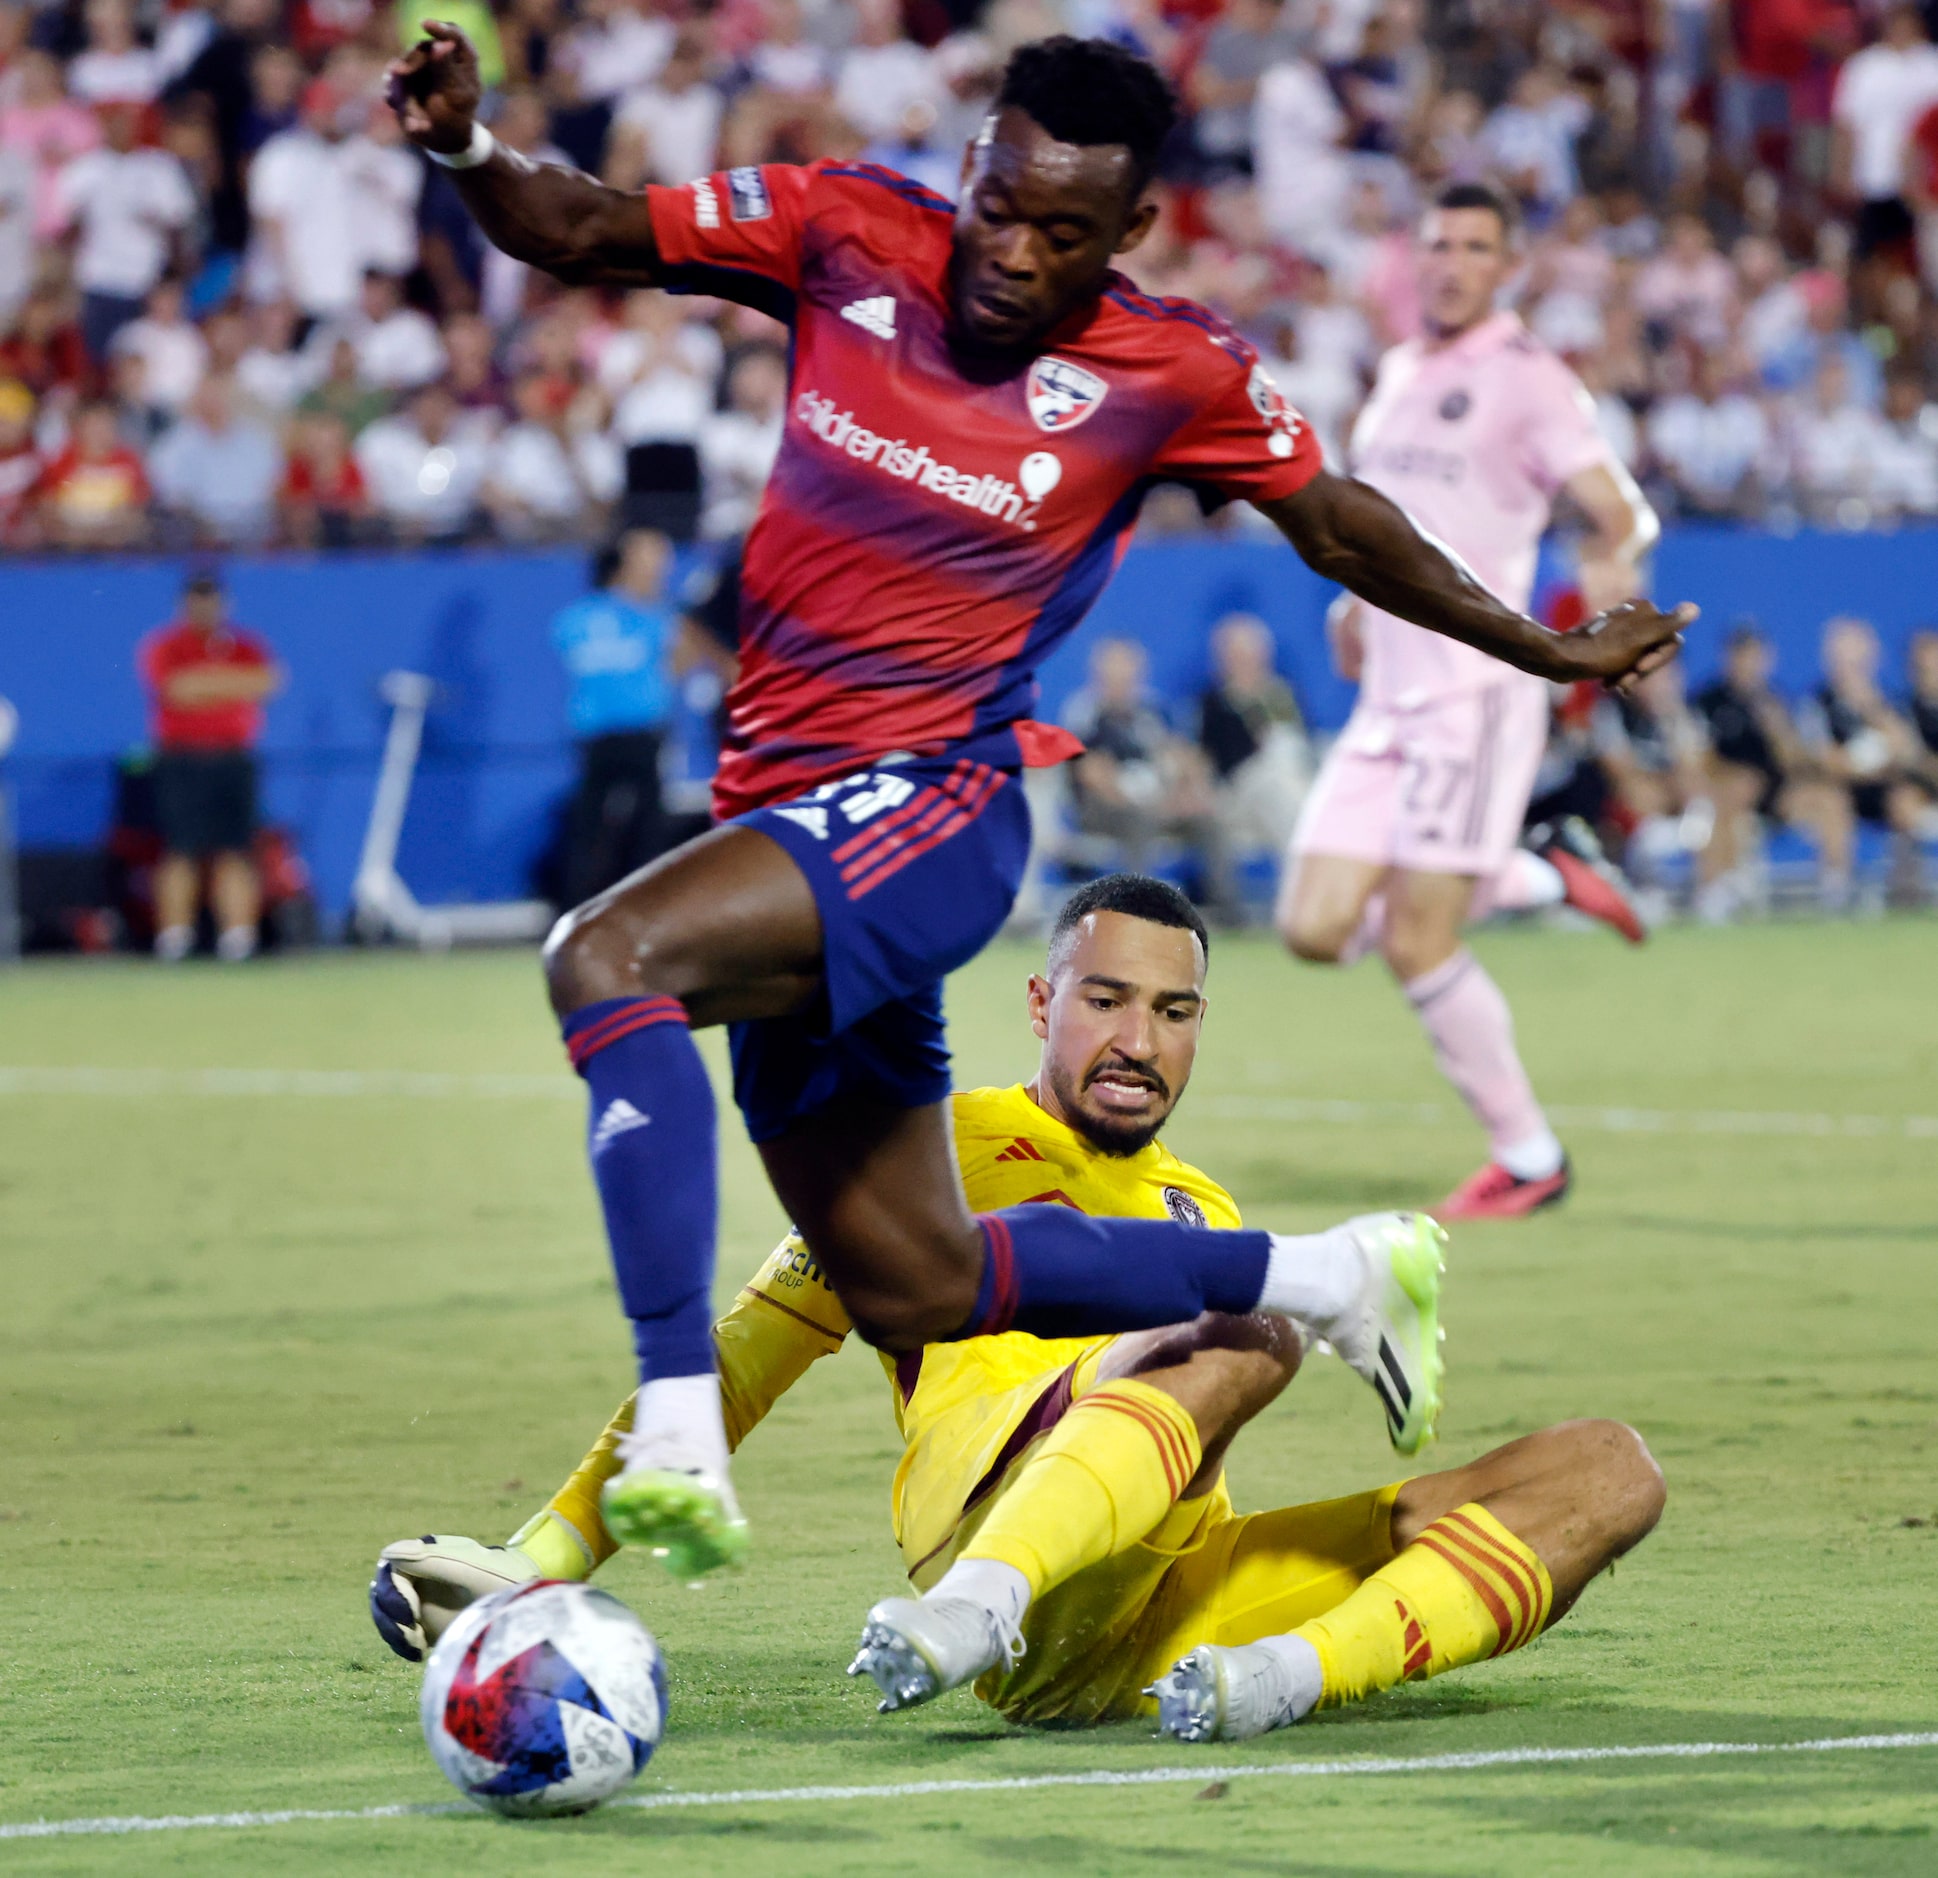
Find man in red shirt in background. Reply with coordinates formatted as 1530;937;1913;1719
136;570;282;961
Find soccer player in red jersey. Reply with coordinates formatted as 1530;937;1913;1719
388;29;1693;1577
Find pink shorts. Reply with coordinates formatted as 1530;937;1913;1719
1291;681;1550;877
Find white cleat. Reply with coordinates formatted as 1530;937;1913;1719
1324;1212;1447;1456
846;1595;1023;1713
1146;1642;1313;1743
368;1534;541;1662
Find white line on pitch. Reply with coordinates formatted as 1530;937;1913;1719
1;1069;1933;1141
3;1731;1934;1841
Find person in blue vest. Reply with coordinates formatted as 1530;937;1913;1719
551;528;677;907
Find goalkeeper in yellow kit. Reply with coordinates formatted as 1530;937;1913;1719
371;874;1663;1741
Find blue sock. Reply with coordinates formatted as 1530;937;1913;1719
956;1207;1273;1341
564;997;717;1381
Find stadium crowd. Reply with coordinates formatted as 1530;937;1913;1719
4;0;1938;551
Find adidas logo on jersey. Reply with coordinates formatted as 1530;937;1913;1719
591;1098;652;1153
840;295;897;341
995;1138;1046;1163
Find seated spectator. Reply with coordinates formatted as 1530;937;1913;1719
1646;351;1773;520
33;395;150;548
1633;212;1736;349
1589;661;1712;891
1481;63;1586;227
349;270;447;392
1872;363;1938;520
1797;615;1926;903
1786;355;1892;526
108;276;207;417
554;0;668;103
698;342;784;540
54;99;197;364
0;139;31;333
602;288;721;446
234;298;319;415
298;334;390;437
0;285;88;406
1691;626;1854;920
1194;612;1311;879
482;371;621;541
279;408;372;547
609;30;723;188
441;310;510;415
354;380;491;542
1062;638;1219;900
149;374;283;545
0;377;43;547
1898;628;1938;899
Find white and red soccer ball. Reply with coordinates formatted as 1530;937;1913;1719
420;1580;666;1817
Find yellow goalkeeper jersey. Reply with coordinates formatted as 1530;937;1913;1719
712;1082;1241;1574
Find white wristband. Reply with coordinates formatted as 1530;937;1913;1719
427;122;496;170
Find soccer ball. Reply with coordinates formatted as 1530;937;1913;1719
420;1579;667;1816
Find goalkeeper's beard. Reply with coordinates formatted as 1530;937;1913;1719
1048;1056;1175;1158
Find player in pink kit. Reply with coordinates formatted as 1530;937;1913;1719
1280;184;1661;1222
386;33;1690;1593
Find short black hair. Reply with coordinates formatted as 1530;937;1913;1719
1725;619;1766;650
996;36;1179;189
1048;873;1209;974
1432;180;1517;238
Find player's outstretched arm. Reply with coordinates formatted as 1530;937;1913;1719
1260;470;1696;687
387;23;664;287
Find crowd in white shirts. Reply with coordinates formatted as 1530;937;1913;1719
4;0;1938;551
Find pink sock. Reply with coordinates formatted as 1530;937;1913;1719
1403;949;1558;1171
1470;850;1564;919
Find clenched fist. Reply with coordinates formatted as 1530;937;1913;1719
385;21;483;156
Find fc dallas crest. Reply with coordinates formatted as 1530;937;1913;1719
1026;356;1108;433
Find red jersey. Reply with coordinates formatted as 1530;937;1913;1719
645;161;1322;817
138;621;275;750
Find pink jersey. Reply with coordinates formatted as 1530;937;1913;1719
1347;311;1612;710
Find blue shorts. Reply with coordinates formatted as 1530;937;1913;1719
727;754;1030;1142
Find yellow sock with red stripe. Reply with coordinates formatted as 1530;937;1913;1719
505;1393;636;1580
961;1379;1202;1598
1293;1504;1553;1708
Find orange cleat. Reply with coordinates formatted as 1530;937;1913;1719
1531;818;1646;945
1437;1157;1572;1221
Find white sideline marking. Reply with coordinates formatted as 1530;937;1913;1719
2;1732;1934;1841
1;1069;1934;1142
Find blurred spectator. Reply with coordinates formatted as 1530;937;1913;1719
555;0;666;103
0;135;31;329
1831;4;1938;263
149;374;283;545
608;30;722;186
1873;363;1938;519
1481;64;1587;227
354;380;490;541
1252;44;1347;252
1062;638;1219;894
1786;354;1892;524
1194;612;1311;875
483;371;621;541
0;377;41;546
1590;662;1712;892
604;287;720;447
1797;614;1925;899
1;50;101;245
834;0;938;146
298;333;390;436
1633;213;1736;350
234;298;317;414
698;342;785;540
109;276;207;416
551;527;677;905
1646;351;1772;519
54;100;197;364
1690;625;1850;919
69;0;162;109
0;285;89;403
350;270;446;391
1190;0;1304;181
33;396;150;547
442;309;509;413
278;407;371;546
135;568;281;961
1904;628;1938;840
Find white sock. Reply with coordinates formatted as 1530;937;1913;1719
622;1372;732;1482
1255;1632;1325;1722
154;924;192;961
1496;1127;1565;1181
1257;1227;1362;1333
930;1557;1031;1630
216;925;256;962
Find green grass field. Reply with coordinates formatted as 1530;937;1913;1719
2;922;1935;1874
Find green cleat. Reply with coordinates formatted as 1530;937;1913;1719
1327;1212;1447;1457
600;1467;749;1582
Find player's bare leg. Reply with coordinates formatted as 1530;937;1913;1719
1152;1418;1665;1740
850;1314;1307;1711
1281;852;1570;1221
